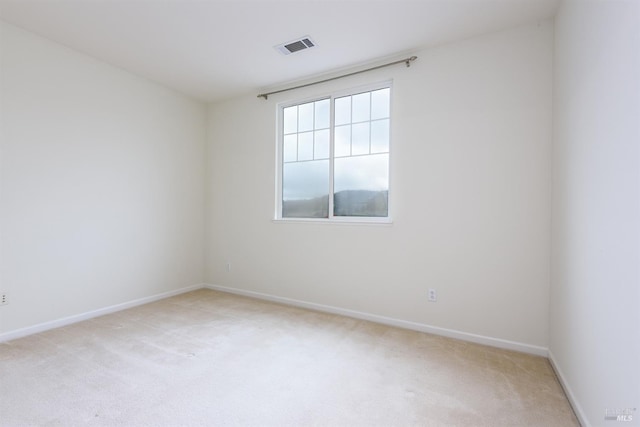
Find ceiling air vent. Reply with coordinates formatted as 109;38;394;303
275;36;316;55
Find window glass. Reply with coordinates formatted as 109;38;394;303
298;102;314;132
371;88;390;120
282;160;329;218
335;96;351;126
314;99;330;129
334;125;351;158
334;153;389;217
351;123;370;156
283;106;297;134
314;129;330;159
283;134;297;162
370;119;389;154
298;132;314;161
352;92;370;123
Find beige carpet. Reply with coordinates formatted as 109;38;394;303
0;289;578;426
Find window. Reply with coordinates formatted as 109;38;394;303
277;82;391;221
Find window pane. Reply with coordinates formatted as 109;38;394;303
315;99;330;129
298;102;314;132
280;86;391;220
282;160;329;218
334;153;388;217
371;88;390;120
283;134;297;162
283;106;298;134
351;122;370;156
352;92;370;123
335;96;351;126
335;125;351;157
370;119;389;153
314;129;329;159
298;132;313;161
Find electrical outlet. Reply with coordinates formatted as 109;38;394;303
428;289;437;302
0;292;8;306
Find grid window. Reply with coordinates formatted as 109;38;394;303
278;84;391;221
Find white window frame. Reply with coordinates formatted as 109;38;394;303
275;80;393;224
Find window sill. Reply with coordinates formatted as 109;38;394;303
272;217;393;226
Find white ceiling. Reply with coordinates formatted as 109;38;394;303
0;0;560;103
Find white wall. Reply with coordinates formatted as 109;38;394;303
206;22;553;350
3;5;637;421
0;22;206;335
550;1;640;426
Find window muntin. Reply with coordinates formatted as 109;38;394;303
278;84;391;221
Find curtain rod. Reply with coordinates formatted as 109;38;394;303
257;55;417;100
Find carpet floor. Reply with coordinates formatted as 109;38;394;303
0;289;579;426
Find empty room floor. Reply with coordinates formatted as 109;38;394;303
0;289;579;426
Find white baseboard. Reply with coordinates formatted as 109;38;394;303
204;283;548;357
1;282;549;358
548;350;589;427
0;283;205;343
